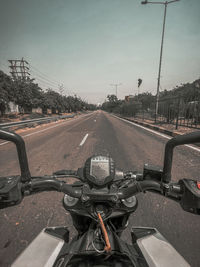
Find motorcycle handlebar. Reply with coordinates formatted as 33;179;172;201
27;177;181;202
117;180;162;199
26;178;82;198
0;174;182;210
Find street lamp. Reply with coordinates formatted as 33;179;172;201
110;83;122;98
141;0;180;123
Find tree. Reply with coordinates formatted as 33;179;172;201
137;92;155;110
107;94;118;103
14;79;43;112
138;78;142;88
0;71;14;115
0;69;102;116
42;89;64;113
101;94;120;113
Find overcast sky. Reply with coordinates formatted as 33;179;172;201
0;0;199;104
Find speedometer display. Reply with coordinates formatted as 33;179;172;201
84;155;115;186
90;157;109;179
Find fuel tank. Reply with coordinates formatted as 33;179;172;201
131;227;190;267
11;227;68;267
11;226;190;267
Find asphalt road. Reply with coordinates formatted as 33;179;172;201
0;111;200;267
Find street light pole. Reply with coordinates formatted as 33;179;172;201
110;83;122;98
141;0;179;123
156;2;167;123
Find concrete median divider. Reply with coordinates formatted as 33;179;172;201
0;114;76;131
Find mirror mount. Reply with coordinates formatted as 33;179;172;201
0;129;31;182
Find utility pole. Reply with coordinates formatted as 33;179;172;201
8;58;30;81
110;83;122;98
59;84;64;95
141;0;179;123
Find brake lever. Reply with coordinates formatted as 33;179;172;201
53;170;77;176
53;170;85;181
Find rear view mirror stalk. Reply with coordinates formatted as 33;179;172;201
162;131;200;183
0;129;31;182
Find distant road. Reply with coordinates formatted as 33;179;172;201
0;110;199;266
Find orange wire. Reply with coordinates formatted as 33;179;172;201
97;213;111;253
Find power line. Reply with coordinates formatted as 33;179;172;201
33;79;59;91
110;83;122;98
30;74;75;96
1;59;75;96
29;69;59;87
29;63;61;85
29;64;74;95
32;76;71;94
30;72;59;88
32;77;72;95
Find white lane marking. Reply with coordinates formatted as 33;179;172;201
113;115;200;153
185;144;200;153
79;133;89;146
0;113;93;147
0;141;9;146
